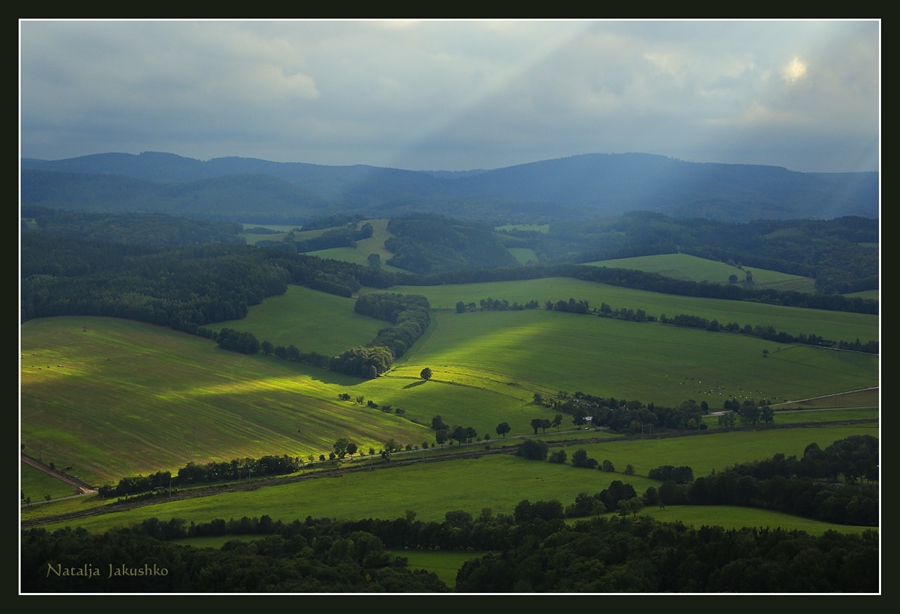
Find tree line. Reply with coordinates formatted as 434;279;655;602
505;212;878;294
97;454;303;498
22;205;245;247
458;293;876;353
216;292;431;379
648;436;878;527
515;434;877;528
22;500;877;592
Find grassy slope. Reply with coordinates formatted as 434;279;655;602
21;284;878;483
20;463;81;501
35;423;875;533
20;317;430;484
508;248;539;265
587;253;817;293
385;309;877;410
305;219;407;272
214;285;384;355
381;278;877;343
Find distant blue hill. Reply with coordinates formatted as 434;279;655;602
21;152;877;223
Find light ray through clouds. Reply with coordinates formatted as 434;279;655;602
19;19;879;173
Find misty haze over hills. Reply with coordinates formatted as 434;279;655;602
21;152;878;225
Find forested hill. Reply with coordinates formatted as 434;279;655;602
21;152;878;223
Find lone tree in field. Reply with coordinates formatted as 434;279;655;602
333;438;350;459
420;367;433;381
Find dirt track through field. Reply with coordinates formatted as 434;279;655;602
21;454;96;495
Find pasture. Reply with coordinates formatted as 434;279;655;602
20;292;877;486
20;317;431;484
392;550;478;587
508;247;540;265
386;309;877;409
214;285;384;355
35;423;874;535
305;218;401;266
380;277;877;343
587;253;817;293
20;463;81;501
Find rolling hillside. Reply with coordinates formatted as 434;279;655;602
20;275;878;485
21;151;878;223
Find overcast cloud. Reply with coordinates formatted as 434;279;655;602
19;19;879;173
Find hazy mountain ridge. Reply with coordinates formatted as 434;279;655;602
21;152;878;223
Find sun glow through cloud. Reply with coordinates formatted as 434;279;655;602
19;20;878;173
782;57;808;83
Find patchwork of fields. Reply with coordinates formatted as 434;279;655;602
20;260;879;544
587;253;818;293
30;423;876;534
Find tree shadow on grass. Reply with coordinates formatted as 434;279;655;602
403;380;427;390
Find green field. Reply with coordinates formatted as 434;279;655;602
215;285;384;355
380;277;877;343
508;247;539;265
21;288;878;486
240;224;298;245
602;505;874;536
397;499;876;584
20;269;879;547
305;218;403;269
21;317;430;484
33;423;874;534
768;408;879;425
774;388;879;410
392;550;479;587
241;219;408;272
847;289;879;301
384;309;877;409
588;253;817;293
20;463;81;502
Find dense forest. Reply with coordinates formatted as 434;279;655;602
384;215;519;274
502;212;878;293
21;205;245;246
22;504;877;592
21;207;878;295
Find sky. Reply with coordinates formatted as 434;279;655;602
19;19;880;173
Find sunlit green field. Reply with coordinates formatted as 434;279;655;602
21;298;877;486
34;423;874;535
587;253;817;293
386;309;877;409
381;277;877;343
21;317;430;484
